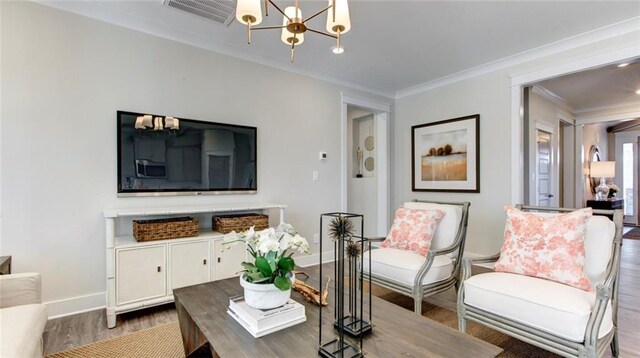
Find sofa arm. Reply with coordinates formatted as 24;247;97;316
0;273;42;308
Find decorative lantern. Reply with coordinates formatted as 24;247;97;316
318;212;372;358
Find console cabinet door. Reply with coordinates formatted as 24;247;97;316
170;241;210;290
116;245;166;305
213;240;246;280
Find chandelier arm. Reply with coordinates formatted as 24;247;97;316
267;0;292;22
306;27;338;39
251;25;286;30
303;5;333;24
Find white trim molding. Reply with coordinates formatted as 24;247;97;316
340;93;392;220
296;250;335;267
510;41;640;206
531;85;572;113
398;17;640;99
575;101;640;125
45;292;106;319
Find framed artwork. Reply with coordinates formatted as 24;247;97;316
411;114;480;192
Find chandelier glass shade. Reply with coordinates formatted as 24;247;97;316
236;0;351;62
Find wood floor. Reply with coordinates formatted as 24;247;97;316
44;239;640;357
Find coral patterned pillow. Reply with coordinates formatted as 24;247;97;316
380;208;445;256
494;206;593;291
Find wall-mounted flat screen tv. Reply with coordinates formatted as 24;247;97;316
117;111;257;196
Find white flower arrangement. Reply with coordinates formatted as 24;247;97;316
222;223;310;291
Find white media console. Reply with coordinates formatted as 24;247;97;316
103;203;286;328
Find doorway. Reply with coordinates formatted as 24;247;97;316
341;95;391;237
614;131;640;225
535;129;554;206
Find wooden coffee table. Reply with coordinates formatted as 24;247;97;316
174;265;502;357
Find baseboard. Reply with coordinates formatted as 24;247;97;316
295;250;335;267
45;292;105;319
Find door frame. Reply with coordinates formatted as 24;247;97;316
534;123;557;207
614;131;640;225
509;44;640;204
341;93;392;237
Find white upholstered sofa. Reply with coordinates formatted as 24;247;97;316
457;205;623;358
0;273;48;357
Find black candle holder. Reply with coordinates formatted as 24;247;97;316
318;213;372;358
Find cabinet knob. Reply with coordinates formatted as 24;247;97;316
218;257;221;263
203;259;207;265
157;266;161;272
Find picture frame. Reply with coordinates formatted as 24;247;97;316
411;114;480;192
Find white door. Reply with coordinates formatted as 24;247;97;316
213;240;246;280
170;241;210;290
536;130;554;206
116;245;166;305
615;132;639;225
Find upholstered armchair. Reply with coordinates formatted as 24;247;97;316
457;205;623;358
363;200;470;314
0;273;48;357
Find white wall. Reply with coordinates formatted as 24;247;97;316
393;32;640;256
0;2;389;316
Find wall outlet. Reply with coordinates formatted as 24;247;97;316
312;171;319;182
313;234;320;244
319;152;327;160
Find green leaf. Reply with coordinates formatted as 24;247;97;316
277;256;295;272
274;275;291;291
255;257;272;276
241;262;258;272
245;271;264;282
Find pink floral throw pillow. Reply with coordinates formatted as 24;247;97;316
380;208;445;256
494;206;593;291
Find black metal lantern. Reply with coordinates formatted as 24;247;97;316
319;212;372;358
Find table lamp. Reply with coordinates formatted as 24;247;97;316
590;161;615;201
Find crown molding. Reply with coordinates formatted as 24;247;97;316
531;85;573;112
396;17;640;99
575;101;640;125
31;0;395;99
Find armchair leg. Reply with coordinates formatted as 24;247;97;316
414;298;422;314
458;316;466;333
610;328;619;357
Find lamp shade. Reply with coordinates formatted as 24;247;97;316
590;161;616;178
236;0;262;25
281;6;304;45
326;0;351;34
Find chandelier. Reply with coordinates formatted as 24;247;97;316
236;0;351;62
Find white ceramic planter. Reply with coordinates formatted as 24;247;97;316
240;273;293;310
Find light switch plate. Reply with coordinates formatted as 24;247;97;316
312;171;319;182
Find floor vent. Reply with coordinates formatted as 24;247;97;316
164;0;237;26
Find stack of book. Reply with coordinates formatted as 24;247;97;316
227;296;306;338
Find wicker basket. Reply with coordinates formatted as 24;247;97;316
212;213;269;234
133;217;199;242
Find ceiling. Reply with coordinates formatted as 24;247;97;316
537;59;640;112
37;1;640;97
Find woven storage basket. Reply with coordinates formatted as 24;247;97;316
133;217;199;242
212;213;269;234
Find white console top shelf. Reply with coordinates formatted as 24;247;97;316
103;203;286;218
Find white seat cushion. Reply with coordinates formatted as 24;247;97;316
464;272;613;342
363;248;453;286
0;304;47;358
